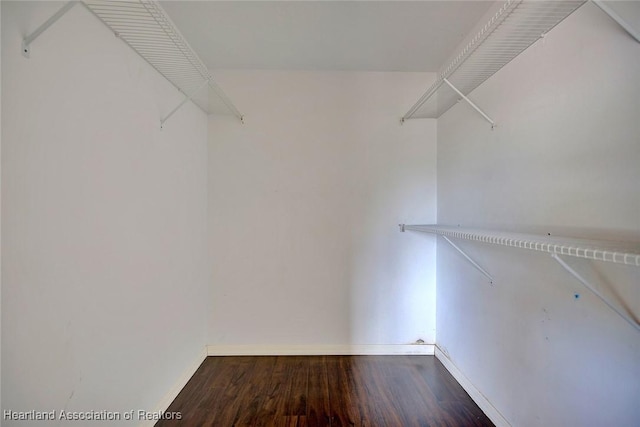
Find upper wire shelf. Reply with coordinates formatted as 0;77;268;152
402;0;585;122
401;224;640;267
82;0;243;125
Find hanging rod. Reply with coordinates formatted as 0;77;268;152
402;0;585;122
22;0;244;127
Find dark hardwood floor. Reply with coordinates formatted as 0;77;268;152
155;355;494;427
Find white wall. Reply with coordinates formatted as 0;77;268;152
208;70;437;349
2;2;208;425
0;1;3;415
436;3;640;427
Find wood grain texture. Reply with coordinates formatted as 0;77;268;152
156;356;494;427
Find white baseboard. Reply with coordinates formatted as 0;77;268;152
434;346;511;427
206;344;435;356
140;346;207;427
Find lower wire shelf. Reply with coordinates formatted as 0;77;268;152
400;224;640;267
400;224;640;332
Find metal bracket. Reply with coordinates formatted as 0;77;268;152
443;78;496;129
161;79;211;129
161;78;246;128
442;236;494;284
551;254;640;332
399;223;492;283
402;79;446;123
592;1;640;43
208;80;245;124
22;1;77;58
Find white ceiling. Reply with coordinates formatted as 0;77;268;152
160;1;495;72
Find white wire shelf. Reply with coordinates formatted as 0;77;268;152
22;0;243;126
82;0;243;125
401;224;640;331
403;0;585;122
401;224;640;267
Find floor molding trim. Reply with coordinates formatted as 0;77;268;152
435;346;511;427
140;346;207;427
206;344;435;356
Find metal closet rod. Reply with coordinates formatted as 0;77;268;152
22;0;244;127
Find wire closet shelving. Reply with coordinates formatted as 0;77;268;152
400;224;640;332
22;0;244;128
401;225;640;267
402;0;586;126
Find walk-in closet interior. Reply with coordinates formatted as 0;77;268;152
1;1;639;426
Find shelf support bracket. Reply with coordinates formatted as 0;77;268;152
592;1;640;43
400;224;493;283
443;78;495;129
551;254;640;332
442;236;494;284
208;80;245;124
22;1;77;58
161;78;211;129
401;78;446;123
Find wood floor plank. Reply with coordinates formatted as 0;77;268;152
156;355;494;427
204;357;263;426
259;356;308;427
259;357;291;427
155;357;225;427
325;355;363;427
347;356;383;426
373;356;442;426
401;356;465;427
351;356;402;427
413;357;494;425
284;356;309;417
408;356;494;426
438;401;493;427
411;355;460;403
232;357;278;426
306;356;331;427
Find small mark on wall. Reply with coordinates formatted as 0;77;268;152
541;308;551;322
